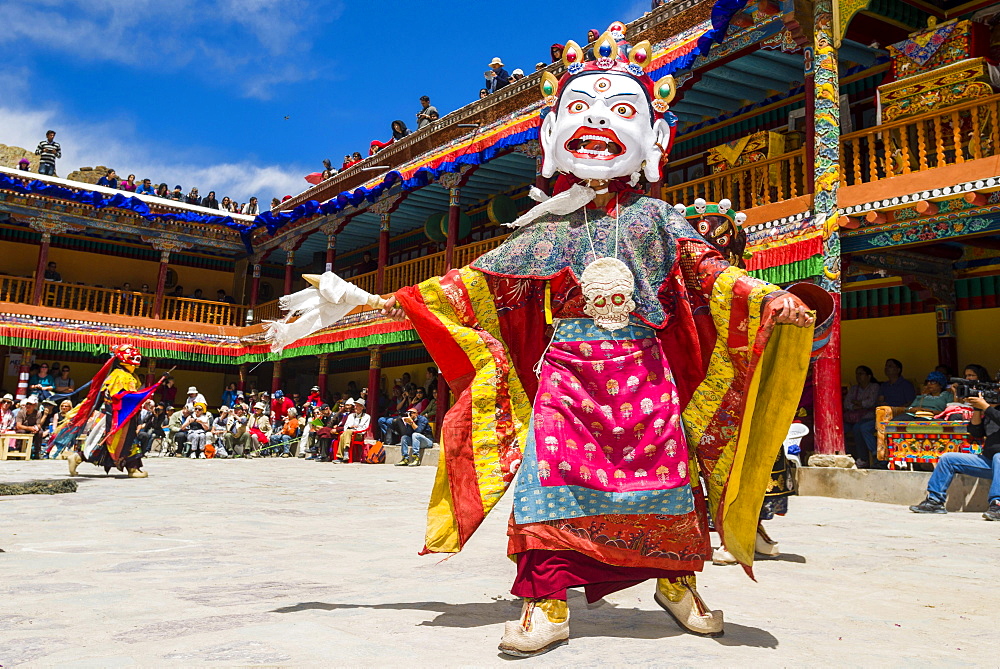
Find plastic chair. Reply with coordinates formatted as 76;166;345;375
783;422;810;468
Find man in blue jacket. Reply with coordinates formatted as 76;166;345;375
396;407;432;467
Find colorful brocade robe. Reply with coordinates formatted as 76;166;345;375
395;194;813;569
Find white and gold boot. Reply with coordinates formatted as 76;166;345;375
755;523;780;557
127;468;148;478
712;546;737;566
498;598;570;657
654;575;724;637
67;451;83;476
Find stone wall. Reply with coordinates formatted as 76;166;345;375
0;142;110;184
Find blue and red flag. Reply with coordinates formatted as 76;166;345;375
102;382;161;457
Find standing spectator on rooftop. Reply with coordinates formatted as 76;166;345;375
511;68;525;83
170;185;184;200
97;169;119;189
487;57;511;93
221;196;233;211
17;158;30;171
35;130;61;176
416;95;438;129
155;183;169;198
550;43;564;62
244;196;259;215
121;174;138;192
341;154;352;169
186;187;201;206
535;62;547;72
391;120;410;140
136;178;155;195
202;191;219;209
321;159;336;180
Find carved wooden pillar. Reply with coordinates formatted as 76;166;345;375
811;0;844;455
367;346;381;427
16;348;32;400
325;234;337;273
318;354;329;400
152;250;170;319
271;359;282;394
376;213;390;294
283;248;295;296
32;232;51;306
249;259;262;308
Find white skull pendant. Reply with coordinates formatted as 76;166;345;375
580;257;636;331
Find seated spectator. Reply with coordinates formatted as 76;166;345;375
511;68;525;82
550;43;564;62
370;139;393;156
41;398;74;457
423;366;438;395
202;190;220;209
221;383;237;409
271;390;295;429
391;120;410;140
135;400;161;455
184;385;207;410
270;197;281;209
216;289;235;304
136;178;155;195
0;394;16;433
334;399;370;462
359;251;378;274
341;154;353;170
210;405;231;458
952;364;992;397
269;407;299;457
17;158;31;172
28;363;55;400
307;403;340;461
321;159;336;180
183;402;212;458
224;403;253;457
44;261;62;282
535;62;547;71
186;187;201;206
479;88;489;99
189;288;205;300
396;407;433;466
157;376;178;407
97;169;119;189
901;372;954;419
155;183;170;198
121;174;138;192
845;366;880;467
220;196;233;211
422;387;438;420
248;401;272;452
244;196;260;215
910;392;1000;520
409;386;430;414
164;405;187;456
170;185;184;200
54;365;75;394
351;151;363;165
879;358;916;407
15;396;43;459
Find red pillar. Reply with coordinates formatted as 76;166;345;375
813;294;844;454
283;250;294;295
32;233;51;306
804;54;816;193
16;348;32;400
445;187;460;270
250;263;261;308
375;215;390;294
271;360;282;394
152;250;170;319
367;347;381;428
325;235;337;273
318;354;329;400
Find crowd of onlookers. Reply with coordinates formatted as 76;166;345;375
3;365;440;467
843;358;997;469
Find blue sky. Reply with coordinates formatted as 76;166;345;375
0;0;650;204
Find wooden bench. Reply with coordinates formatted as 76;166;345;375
0;433;33;460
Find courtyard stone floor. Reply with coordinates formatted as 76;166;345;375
0;458;995;666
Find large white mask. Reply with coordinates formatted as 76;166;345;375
540;72;670;183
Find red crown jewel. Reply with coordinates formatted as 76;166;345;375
539;21;676;116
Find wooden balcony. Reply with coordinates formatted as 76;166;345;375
162;296;246;326
662;149;808;208
41;283;153;318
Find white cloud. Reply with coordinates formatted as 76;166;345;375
0;104;308;204
0;0;343;98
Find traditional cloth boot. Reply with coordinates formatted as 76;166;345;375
712;546;737;565
654;575;724;637
755;523;779;556
67;451;83;476
498;598;570;657
127;468;148;478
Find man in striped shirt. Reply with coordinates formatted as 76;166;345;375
35;130;61;176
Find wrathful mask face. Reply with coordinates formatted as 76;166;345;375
540;73;669;183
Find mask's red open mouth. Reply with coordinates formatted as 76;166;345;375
564;127;626;160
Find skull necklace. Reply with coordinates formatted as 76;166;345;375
579;194;636;331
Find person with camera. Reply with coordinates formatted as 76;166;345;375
395;407;433;467
910;392;1000;520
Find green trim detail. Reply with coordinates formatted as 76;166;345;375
748;255;824;285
